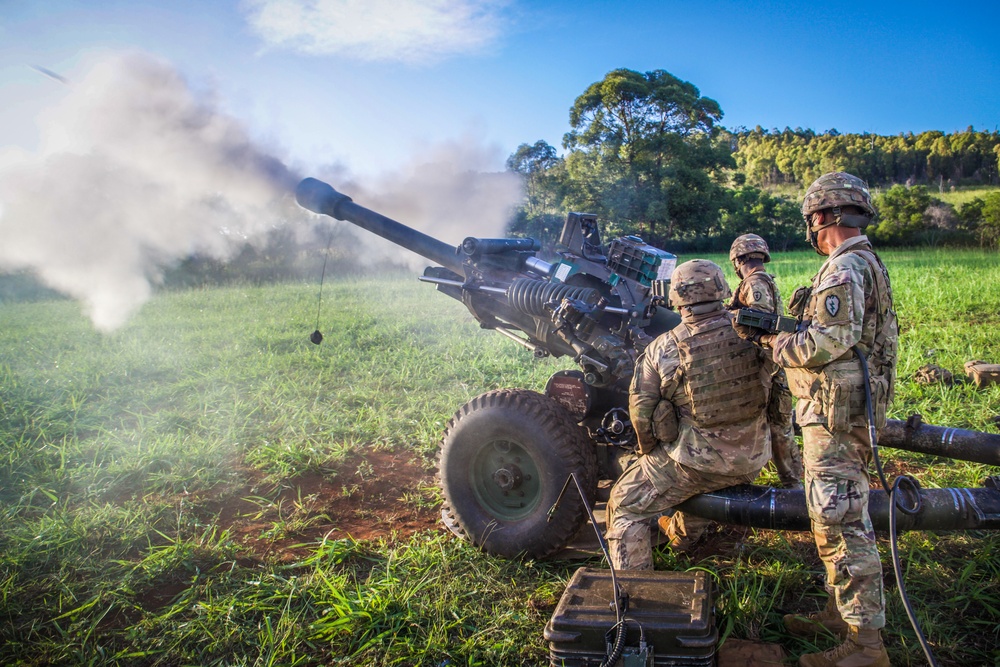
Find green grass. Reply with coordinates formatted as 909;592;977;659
929;185;1000;208
2;254;1000;666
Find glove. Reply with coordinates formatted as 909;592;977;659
732;320;769;344
787;285;812;319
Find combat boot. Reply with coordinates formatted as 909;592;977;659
656;515;700;553
798;625;889;667
783;596;849;639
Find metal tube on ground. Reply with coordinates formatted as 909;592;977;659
677;483;1000;532
879;416;1000;466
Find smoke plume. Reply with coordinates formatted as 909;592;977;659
0;51;524;330
324;138;523;270
0;52;299;331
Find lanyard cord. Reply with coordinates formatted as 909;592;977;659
852;346;938;667
310;226;336;345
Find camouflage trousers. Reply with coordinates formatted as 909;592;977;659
768;375;804;487
605;456;760;570
802;423;885;629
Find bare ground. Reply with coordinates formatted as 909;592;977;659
198;449;439;562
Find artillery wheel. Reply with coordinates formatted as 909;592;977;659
438;389;597;559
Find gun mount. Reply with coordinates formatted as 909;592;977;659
296;177;1000;560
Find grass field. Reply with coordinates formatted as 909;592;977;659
2;248;999;666
927;185;1000;209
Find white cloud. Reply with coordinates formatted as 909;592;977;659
242;0;508;63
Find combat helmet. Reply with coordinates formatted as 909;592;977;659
802;172;876;251
729;233;770;274
669;259;732;307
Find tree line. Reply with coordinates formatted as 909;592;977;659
735;126;1000;190
507;69;1000;251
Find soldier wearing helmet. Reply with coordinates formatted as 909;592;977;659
728;234;804;489
605;259;772;570
756;172;897;667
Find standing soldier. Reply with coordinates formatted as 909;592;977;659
757;173;896;667
728;233;804;489
606;259;772;569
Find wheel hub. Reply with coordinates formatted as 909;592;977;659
492;464;523;491
470;439;542;520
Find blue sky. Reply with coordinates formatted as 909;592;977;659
2;0;998;177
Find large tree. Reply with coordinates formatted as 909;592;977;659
505;140;569;242
506;140;561;218
561;68;733;243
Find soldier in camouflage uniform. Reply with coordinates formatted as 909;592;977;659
756;173;896;667
605;259;772;569
728;233;804;488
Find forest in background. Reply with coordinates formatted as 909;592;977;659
506;69;1000;254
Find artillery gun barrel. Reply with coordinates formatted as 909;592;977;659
296;177;466;276
880;417;1000;466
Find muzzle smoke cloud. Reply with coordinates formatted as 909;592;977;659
0;52;299;331
0;51;523;331
327;139;523;270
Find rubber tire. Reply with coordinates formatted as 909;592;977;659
438;389;597;560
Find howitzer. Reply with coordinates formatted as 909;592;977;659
297;177;679;388
296;177;1000;560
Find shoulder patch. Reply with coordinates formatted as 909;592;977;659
813;282;853;326
824;294;841;318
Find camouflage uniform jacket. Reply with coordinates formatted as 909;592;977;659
771;235;897;429
733;269;781;314
630;306;772;484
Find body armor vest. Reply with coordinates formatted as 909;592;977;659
670;313;767;428
851;247;898;427
851;250;897;382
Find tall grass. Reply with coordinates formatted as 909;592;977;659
1;252;999;666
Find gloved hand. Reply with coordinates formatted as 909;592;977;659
732;319;769;344
787;285;812;318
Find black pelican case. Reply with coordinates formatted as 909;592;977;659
544;567;717;667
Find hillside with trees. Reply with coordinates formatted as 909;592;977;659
735;126;1000;190
508;69;1000;252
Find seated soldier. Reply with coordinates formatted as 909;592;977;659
605;259;772;567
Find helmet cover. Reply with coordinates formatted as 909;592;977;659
729;233;771;263
802;171;876;223
669;259;732;307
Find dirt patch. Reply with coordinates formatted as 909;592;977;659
200;449;439;562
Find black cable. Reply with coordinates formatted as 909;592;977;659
550;473;633;667
853;346;939;667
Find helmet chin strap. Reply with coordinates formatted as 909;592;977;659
808;227;823;255
805;213;827;254
806;206;872;254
